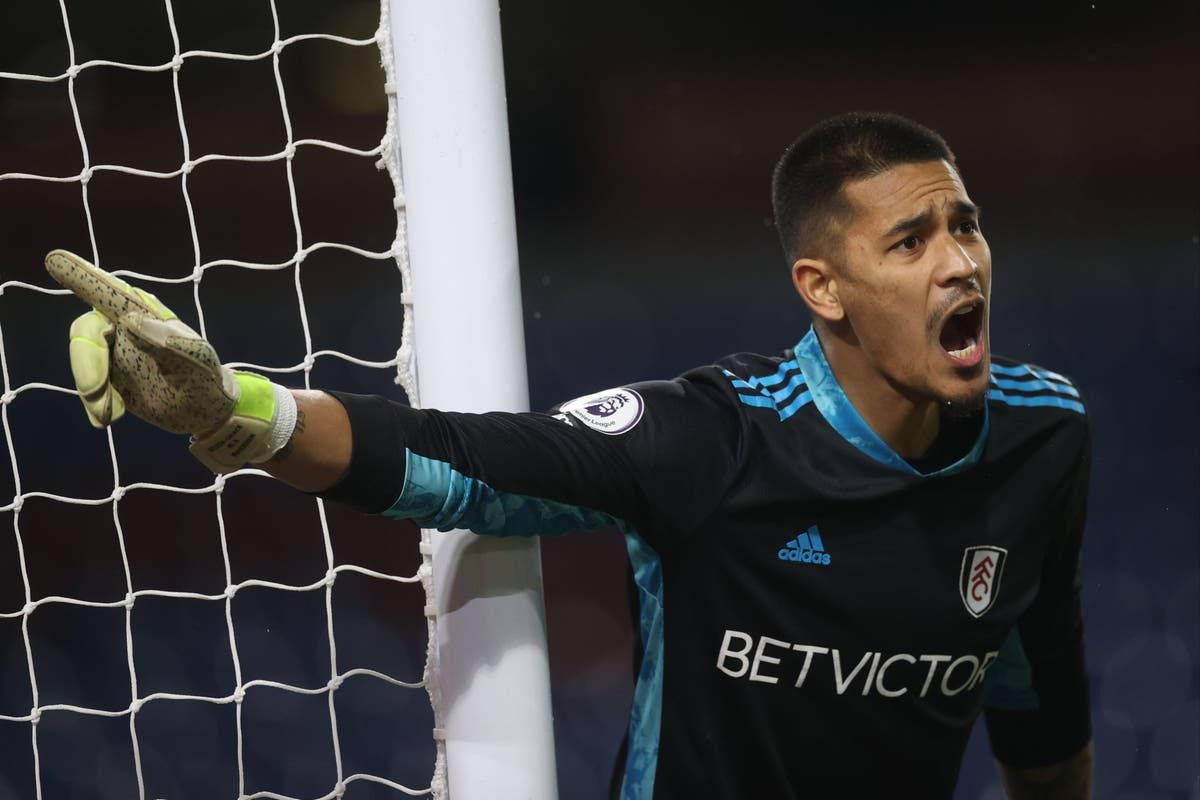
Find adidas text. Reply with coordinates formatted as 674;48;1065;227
778;548;831;565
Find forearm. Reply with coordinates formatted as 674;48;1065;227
261;390;352;493
997;741;1093;800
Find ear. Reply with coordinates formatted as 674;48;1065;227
791;258;844;322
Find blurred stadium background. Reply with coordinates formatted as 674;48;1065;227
0;1;1196;798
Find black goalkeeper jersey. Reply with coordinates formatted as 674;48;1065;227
323;326;1092;799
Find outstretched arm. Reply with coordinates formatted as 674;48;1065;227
47;248;744;542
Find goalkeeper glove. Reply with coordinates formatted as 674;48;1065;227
45;249;297;474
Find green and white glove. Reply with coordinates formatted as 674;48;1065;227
45;249;297;474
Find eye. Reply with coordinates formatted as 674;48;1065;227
956;219;979;235
893;235;922;253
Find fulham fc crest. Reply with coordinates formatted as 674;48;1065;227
959;546;1007;618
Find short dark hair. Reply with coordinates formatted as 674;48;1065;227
771;112;956;265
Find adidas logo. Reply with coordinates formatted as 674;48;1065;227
778;526;831;566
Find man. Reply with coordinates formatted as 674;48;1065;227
48;112;1093;798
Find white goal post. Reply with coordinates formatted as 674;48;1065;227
386;1;559;797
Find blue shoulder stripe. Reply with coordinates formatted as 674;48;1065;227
777;390;813;421
768;372;808;405
987;389;1085;414
742;357;802;390
990;362;1075;389
723;368;813;419
733;392;775;409
990;376;1081;399
725;375;764;394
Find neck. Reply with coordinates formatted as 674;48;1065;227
819;326;942;459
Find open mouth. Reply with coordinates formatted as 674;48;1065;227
938;301;985;367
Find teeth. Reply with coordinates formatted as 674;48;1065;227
953;305;974;316
948;336;977;359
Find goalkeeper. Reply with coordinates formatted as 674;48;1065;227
47;112;1093;799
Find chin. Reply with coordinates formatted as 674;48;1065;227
940;377;988;419
943;391;986;419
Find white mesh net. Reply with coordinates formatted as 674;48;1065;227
0;1;446;797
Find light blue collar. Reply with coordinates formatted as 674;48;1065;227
791;327;988;477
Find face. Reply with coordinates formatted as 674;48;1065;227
828;159;991;412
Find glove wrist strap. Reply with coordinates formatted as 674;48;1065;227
251;381;298;463
188;373;297;474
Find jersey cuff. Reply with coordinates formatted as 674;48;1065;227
317;392;412;514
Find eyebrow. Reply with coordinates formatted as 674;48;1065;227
880;200;980;240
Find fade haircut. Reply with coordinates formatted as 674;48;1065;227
771;112;956;266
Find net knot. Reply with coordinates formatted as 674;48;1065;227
22;601;35;617
9;494;22;513
271;40;285;56
214;474;227;494
302;353;316;372
169;55;184;72
284;143;296;161
123;592;135;609
29;706;41;725
79;167;93;186
294;248;306;264
324;568;337;587
181;159;195;175
224;584;238;600
110;486;126;502
66;64;81;80
129;696;145;714
1;390;15;405
233;686;246;704
192;264;204;282
327;674;344;692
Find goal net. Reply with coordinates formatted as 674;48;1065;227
0;1;552;798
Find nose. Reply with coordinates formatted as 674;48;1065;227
936;235;979;287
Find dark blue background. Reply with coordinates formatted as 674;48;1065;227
0;1;1195;798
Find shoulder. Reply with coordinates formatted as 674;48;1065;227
705;348;813;422
987;356;1087;417
548;345;817;445
986;355;1090;461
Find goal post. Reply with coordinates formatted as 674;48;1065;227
386;1;559;798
